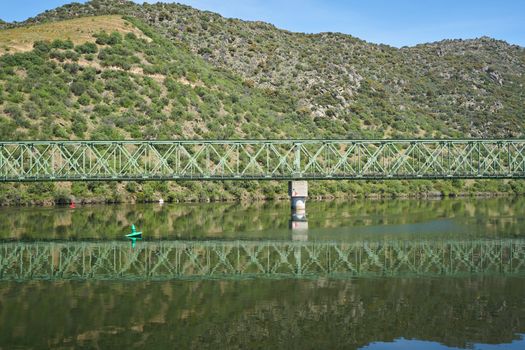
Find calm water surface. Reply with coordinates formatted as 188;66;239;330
1;197;524;349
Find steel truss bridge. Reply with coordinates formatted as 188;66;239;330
1;139;525;181
1;239;524;280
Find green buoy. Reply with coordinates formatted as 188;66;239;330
125;224;142;248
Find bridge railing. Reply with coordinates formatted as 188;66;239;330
0;140;524;181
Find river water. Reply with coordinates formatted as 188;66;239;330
0;198;524;349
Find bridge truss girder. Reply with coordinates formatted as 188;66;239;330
0;140;524;181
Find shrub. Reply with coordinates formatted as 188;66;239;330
63;63;80;74
53;187;71;205
126;182;138;193
33;40;51;54
64;50;79;61
52;124;69;138
94;32;110;45
94;31;122;45
51;39;74;50
75;42;98;54
4;103;23;119
77;93;90;106
198;47;212;55
70;81;87;96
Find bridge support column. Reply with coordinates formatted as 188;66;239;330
289;181;308;241
289;180;308;210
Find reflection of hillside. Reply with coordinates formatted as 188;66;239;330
309;198;525;232
0;197;524;241
0;202;290;240
0;277;523;349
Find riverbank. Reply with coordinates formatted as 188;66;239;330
1;178;524;206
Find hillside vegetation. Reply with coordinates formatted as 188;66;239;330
8;0;525;138
0;16;314;141
0;0;524;204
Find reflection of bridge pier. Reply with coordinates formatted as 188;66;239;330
289;181;308;240
290;210;308;241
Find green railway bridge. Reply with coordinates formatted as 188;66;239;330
2;139;524;211
1;139;524;181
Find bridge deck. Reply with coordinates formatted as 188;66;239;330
1;139;524;181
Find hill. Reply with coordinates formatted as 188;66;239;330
0;0;524;204
0;15;309;141
11;0;525;138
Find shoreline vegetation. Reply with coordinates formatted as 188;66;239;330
0;179;524;206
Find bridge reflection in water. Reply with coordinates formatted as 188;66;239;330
1;239;524;280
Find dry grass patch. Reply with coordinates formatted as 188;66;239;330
0;15;147;54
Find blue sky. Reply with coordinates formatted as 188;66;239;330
1;0;524;47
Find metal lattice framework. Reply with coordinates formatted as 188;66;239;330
1;239;524;280
1;139;525;181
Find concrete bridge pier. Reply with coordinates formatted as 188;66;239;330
289;180;308;211
289;181;308;241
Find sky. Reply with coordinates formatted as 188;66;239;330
0;0;524;47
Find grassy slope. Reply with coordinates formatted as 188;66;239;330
0;15;146;55
0;13;524;204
